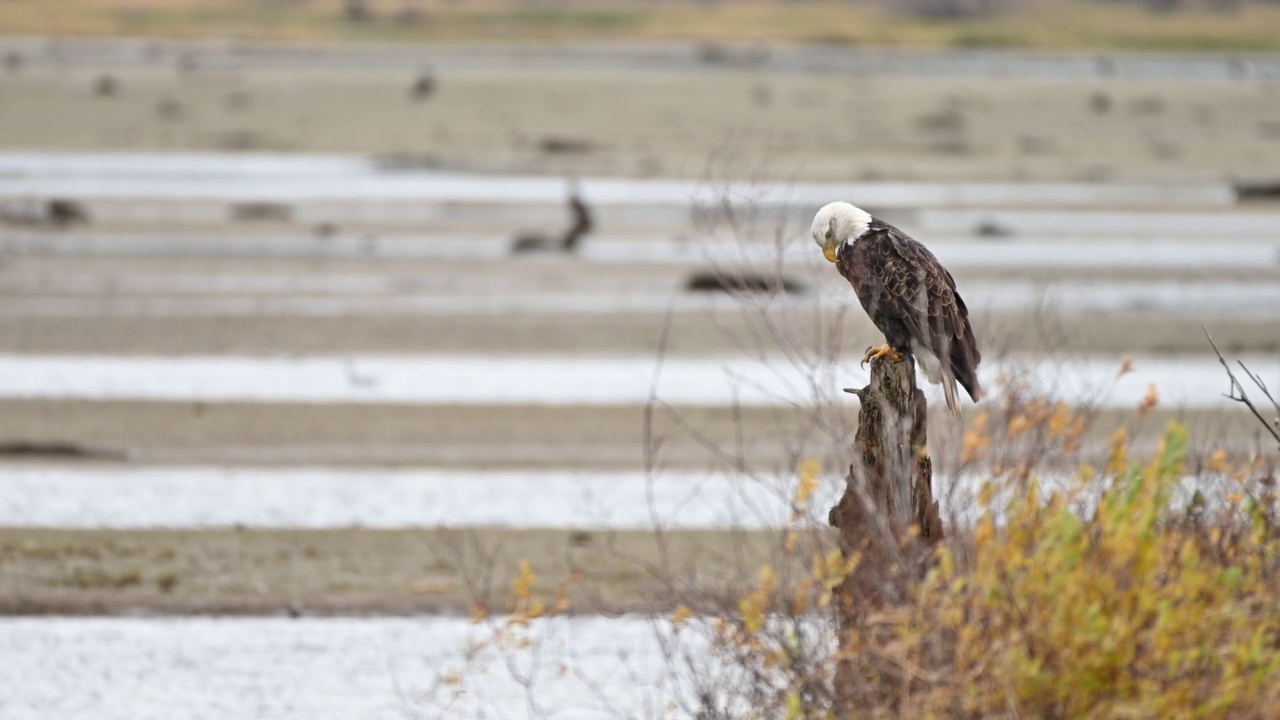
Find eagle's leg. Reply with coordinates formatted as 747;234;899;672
861;343;904;367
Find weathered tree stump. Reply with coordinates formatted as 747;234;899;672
829;354;943;711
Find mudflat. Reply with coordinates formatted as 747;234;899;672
1;49;1279;182
0;400;1261;470
0;526;825;616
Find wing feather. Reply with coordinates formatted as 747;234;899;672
843;222;982;403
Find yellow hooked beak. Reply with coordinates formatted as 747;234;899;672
822;238;839;263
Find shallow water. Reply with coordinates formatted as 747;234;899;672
1;276;1276;319
0;152;1235;208
0;460;1242;532
0;353;1271;409
0;615;688;720
0;465;835;530
919;209;1280;238
5;231;1279;270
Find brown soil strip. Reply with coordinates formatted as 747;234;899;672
0;313;1274;357
1;69;1278;182
0;527;829;617
0;400;1261;469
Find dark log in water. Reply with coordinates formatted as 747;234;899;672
683;271;805;296
0;440;127;461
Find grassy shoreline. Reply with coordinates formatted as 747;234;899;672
2;2;1279;52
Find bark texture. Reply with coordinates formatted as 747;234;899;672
829;354;943;711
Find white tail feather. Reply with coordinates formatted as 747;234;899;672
942;371;960;417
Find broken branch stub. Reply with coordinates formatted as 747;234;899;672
832;356;942;602
831;355;943;713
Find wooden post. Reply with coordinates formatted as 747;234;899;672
828;354;942;710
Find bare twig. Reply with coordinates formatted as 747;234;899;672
1205;328;1280;448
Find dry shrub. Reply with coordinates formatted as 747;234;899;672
440;390;1280;717
895;422;1280;718
662;420;1280;719
435;187;1280;716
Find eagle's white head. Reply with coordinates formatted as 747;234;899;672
811;201;872;264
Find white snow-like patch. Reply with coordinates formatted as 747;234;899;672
0;615;716;720
0;465;837;530
0;353;1269;409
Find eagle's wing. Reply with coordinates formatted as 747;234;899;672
847;223;982;407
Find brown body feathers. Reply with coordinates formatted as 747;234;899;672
836;218;982;412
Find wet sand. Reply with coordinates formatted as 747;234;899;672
1;47;1279;182
0;310;1275;357
0;526;817;616
0;400;1262;470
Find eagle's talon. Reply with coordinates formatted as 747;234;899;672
861;344;903;365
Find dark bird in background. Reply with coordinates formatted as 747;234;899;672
410;68;436;101
93;74;118;98
812;201;982;415
512;183;595;254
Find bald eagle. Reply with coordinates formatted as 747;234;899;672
812;201;982;415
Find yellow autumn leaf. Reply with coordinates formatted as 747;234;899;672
962;411;991;463
739;565;777;635
512;558;536;600
793;459;821;508
1139;383;1159;416
1107;427;1129;476
671;604;693;627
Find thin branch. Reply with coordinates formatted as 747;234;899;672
1204;328;1280;448
1237;360;1280;414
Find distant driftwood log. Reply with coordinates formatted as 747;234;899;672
684;271;805;296
0;198;89;228
830;354;942;710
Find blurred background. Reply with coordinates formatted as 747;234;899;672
0;1;1278;717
